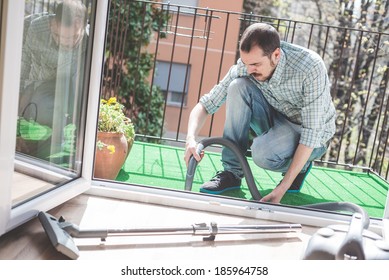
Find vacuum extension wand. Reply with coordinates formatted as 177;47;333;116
38;211;301;260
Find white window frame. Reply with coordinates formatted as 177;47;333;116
0;0;23;234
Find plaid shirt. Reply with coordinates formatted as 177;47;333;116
20;14;87;89
200;41;336;148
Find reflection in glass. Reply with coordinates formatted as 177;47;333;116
14;0;92;205
17;1;87;169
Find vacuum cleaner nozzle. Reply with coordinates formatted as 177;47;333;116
38;211;80;259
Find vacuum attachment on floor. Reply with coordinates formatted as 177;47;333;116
38;211;80;260
38;211;301;259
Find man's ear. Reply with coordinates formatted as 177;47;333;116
273;48;281;61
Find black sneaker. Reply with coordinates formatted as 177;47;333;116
200;170;241;194
286;162;313;193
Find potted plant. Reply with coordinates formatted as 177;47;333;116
94;97;135;180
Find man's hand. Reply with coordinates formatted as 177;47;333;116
184;137;204;167
184;103;208;166
260;182;289;204
261;144;314;203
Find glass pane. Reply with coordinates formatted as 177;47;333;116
13;0;93;206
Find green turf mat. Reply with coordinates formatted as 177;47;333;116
117;141;389;219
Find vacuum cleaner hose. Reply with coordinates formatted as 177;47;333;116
304;201;370;229
185;137;262;200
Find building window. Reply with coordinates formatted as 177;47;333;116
154;61;191;107
162;0;199;14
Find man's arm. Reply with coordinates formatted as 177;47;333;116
260;143;313;203
184;103;209;166
260;55;331;203
20;28;34;89
184;62;245;166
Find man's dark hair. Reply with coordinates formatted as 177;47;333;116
240;23;280;57
55;0;87;27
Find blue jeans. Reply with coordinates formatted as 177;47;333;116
222;77;328;179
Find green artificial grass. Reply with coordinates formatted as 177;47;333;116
117;141;389;219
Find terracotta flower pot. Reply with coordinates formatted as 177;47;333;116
94;131;128;180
